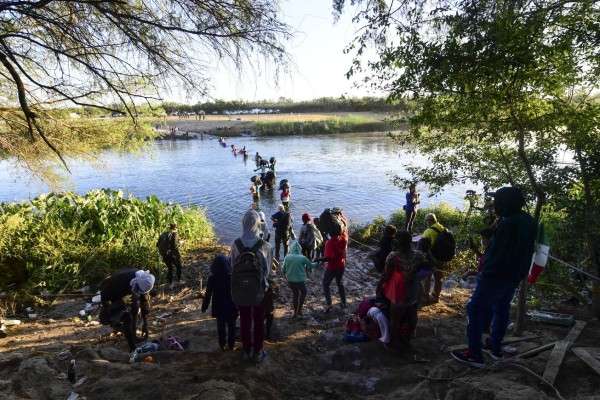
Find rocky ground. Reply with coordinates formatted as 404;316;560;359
0;245;599;400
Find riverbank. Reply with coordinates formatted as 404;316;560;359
155;112;401;137
0;244;597;399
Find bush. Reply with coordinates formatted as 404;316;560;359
0;189;216;301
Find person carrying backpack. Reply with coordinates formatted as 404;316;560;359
298;213;323;261
157;223;185;290
230;209;273;364
421;213;450;304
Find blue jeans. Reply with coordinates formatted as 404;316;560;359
322;268;346;306
216;316;237;349
467;275;517;356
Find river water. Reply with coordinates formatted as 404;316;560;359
0;133;474;243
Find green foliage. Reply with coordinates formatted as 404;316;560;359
252;114;391;136
2;0;291;184
338;0;600;315
0;189;215;296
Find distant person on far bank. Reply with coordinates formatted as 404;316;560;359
452;187;535;368
404;184;420;234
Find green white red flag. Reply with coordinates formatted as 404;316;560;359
528;222;549;284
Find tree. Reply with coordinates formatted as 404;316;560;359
0;0;291;184
335;0;600;321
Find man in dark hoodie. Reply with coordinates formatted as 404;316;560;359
452;187;536;368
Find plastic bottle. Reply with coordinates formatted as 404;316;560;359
67;360;77;383
129;348;142;364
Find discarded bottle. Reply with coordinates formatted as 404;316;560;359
129;348;142;364
67;360;77;383
530;310;575;327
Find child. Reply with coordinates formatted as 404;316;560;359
201;255;239;351
462;226;494;280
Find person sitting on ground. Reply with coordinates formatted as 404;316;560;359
99;269;155;351
370;225;397;273
281;241;319;318
421;213;447;304
202;255;239;351
230;209;273;364
159;223;185;290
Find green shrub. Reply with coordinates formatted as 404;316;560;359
0;189;216;299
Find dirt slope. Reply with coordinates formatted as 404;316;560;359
0;246;598;400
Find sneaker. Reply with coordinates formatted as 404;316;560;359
252;349;268;364
483;339;504;361
451;349;485;368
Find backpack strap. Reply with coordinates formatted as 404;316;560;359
431;227;441;233
249;239;266;254
235;238;265;254
234;238;248;253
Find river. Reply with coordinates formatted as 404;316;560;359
0;132;475;243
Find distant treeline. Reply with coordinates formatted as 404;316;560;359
162;96;414;115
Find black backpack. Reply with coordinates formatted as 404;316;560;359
231;239;266;306
430;227;456;262
156;231;171;255
319;208;346;237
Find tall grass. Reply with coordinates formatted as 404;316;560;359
253;114;392;135
0;189;215;304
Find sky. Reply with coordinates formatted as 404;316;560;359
169;0;378;103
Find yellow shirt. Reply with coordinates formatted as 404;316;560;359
423;222;445;247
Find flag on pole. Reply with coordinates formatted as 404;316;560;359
528;222;550;284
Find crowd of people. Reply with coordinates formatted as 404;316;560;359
97;138;536;370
